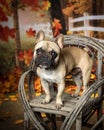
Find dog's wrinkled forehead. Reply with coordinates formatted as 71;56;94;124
35;40;60;52
34;30;64;52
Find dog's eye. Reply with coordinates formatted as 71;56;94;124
36;48;43;55
50;50;57;58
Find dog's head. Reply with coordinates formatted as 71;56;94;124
33;30;64;69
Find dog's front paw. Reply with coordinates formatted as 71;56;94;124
55;103;63;110
55;98;63;109
41;95;51;104
41;100;49;104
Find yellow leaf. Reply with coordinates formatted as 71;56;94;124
42;1;51;10
91;93;98;98
67;31;73;35
14;119;24;125
35;92;41;96
9;95;18;101
8;74;14;81
41;113;46;117
3;97;9;101
62;5;76;16
4;81;11;88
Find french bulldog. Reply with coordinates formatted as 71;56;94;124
33;30;93;109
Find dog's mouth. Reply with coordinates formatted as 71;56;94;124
38;61;50;69
35;56;56;69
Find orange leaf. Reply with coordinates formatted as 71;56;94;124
26;28;36;37
14;119;24;125
62;5;76;16
24;49;33;66
18;51;24;61
42;1;51;10
40;14;45;17
9;95;18;101
52;18;62;37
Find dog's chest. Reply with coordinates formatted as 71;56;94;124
37;69;59;83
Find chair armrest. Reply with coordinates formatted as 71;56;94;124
18;70;45;130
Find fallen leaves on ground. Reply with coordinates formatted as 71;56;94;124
14;119;24;125
9;95;18;102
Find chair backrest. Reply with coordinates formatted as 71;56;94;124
64;34;104;97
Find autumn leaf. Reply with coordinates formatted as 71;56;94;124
34;78;43;96
67;30;73;35
3;97;9;101
52;18;62;37
24;49;33;66
18;49;33;66
18;51;24;61
14;119;24;125
90;73;96;80
40;14;45;17
0;7;8;21
9;95;18;101
62;4;77;16
0;25;15;42
0;0;11;16
42;0;51;10
26;28;36;37
21;0;38;7
4;81;11;88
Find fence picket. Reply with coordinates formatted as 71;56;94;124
69;13;104;43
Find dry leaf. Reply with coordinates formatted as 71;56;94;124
9;95;18;101
3;97;9;101
52;18;62;37
42;1;51;11
14;119;24;125
26;28;36;37
62;5;76;16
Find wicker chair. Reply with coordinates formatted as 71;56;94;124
18;35;104;130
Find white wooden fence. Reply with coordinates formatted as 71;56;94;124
69;13;104;43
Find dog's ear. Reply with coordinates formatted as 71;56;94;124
55;34;64;49
35;30;45;44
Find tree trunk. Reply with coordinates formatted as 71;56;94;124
11;0;21;67
49;0;67;36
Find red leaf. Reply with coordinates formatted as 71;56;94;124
18;51;24;61
0;25;15;42
26;28;36;37
40;14;45;17
0;7;8;21
21;0;39;7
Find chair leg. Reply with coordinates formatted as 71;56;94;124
76;112;82;130
91;115;104;130
97;101;103;130
24;112;30;130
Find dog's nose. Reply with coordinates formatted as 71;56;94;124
43;55;49;58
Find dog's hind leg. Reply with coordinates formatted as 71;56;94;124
72;73;82;96
82;69;92;93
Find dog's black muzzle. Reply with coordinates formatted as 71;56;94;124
35;54;56;69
